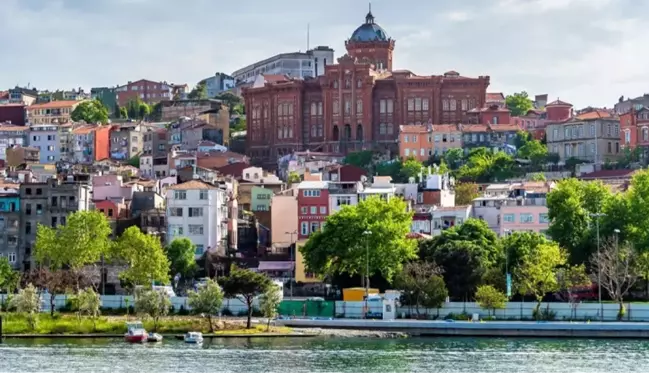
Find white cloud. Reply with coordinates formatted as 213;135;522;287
445;11;471;22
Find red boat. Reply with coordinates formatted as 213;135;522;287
124;321;148;343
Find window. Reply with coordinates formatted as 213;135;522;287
590;124;596;136
333;100;339;115
420;148;425;156
643;127;649;141
174;191;187;200
356;99;363;114
36;204;42;215
357;79;362;88
387;99;393;113
380;100;386;113
310;222;319;233
300;222;309;235
344;99;351;115
616;142;619;153
625;130;631;144
503;214;515;223
407;98;414;111
199;190;208;200
520;213;534;223
607;142;612;153
423;99;429;111
310;206;317;214
300;206;307;214
169;225;183;235
303;190;321;197
36;188;42;195
26;188;31;195
320;206;327;214
25;221;31;235
434;135;440;142
108;209;114;217
404;135;409;143
8;252;15;264
564;127;570;139
189;207;203;217
188;225;204;235
51;216;58;227
169;207;183;217
404;148;410;156
25;203;31;215
336;196;351;206
539;213;549;223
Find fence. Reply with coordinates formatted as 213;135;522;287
278;300;335;317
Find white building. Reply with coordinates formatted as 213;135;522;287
359;176;397;201
327;181;363;214
166;179;228;258
232;47;335;84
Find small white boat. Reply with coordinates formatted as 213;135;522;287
147;333;163;342
184;331;203;344
124;321;148;343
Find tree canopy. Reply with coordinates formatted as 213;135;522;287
0;257;19;294
71;99;109;124
113;226;170;286
166;238;198;280
188;80;208;100
505;91;534;117
300;196;417;283
188;278;224;332
454;182;479;205
221;267;272;328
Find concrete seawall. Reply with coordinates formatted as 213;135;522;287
275;319;649;338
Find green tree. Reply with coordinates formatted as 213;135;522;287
454;182;479;205
10;284;41;330
528;172;546;181
126;98;150;120
113;226;170;286
221;267;272;329
34;210;112;270
188;80;208;100
420;275;448;314
428;240;488;301
344;150;374;169
400;157;423;182
135;288;171;331
215;92;243;112
0;257;20;294
375;160;403;182
231;118;246;133
77;288;101;330
300;196;417;285
188;278;224;332
555;264;591;320
514;242;566;317
622;170;649;250
443;148;464;170
287;171;301;184
502;231;551;276
167;238;198;283
394;262;443;318
505;91;534;117
457;148;517;182
70;99;109;124
259;284;282;331
475;285;507;317
127;155;140;168
518;139;548;165
138;102;151;119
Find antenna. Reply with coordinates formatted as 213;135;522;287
369;2;371;13
307;23;310;51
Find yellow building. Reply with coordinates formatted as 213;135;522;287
295;242;320;283
27;100;83;125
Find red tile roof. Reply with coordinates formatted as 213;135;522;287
28;100;81;109
486;92;505;102
263;74;289;84
575;110;613;120
461;124;489;132
489;124;521;132
432;124;461;132
546;99;572;107
579;169;636;180
215;162;249;177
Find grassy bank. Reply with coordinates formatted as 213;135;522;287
0;313;292;335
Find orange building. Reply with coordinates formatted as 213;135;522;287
399;124;463;161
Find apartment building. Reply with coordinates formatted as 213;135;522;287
6;146;39;167
110;123;143;160
26;100;81;125
29;124;60;163
399;124;463;161
72;124;111;164
0;191;20;268
232;47;334;84
140;128;169;178
114;79;174;106
0;125;28;161
166;180;228;258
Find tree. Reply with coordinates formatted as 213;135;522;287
502;231;552;276
11;284;41;330
456;148;517;182
135;288;171;331
188;80;208;100
590;237;638;320
70;99;109;124
394;262;444;318
215;92;243;112
454;182;479;205
528;172;546;181
43;269;76;316
0;257;20;294
125;98;151;120
221;267;272;328
77;288;101;330
119;106;128;119
344;150;374;170
138;102;151;119
429;240;488;300
287;171;301;184
475;285;507;318
300;196;417;285
259;284;282;331
443;148;464;170
188;278;224;332
400;157;423;182
514;242;566;318
127;156;140;168
555;264;591;320
505;91;533;117
34;210;113;270
113;226;170;287
636;251;649;298
167;238;198;286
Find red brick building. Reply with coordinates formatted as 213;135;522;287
620;106;649;154
243;9;490;167
296;180;330;240
114;79;175;106
0;104;26;126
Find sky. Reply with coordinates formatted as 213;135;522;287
0;0;647;109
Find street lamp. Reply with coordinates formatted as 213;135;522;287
590;212;606;321
362;230;372;319
286;230;297;299
504;229;511;299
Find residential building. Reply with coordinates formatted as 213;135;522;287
172;84;190;100
0;104;26;126
6;146;39;167
270;190;298;247
251;186;273;212
130;191;165;218
196;109;230;146
620;106;649;159
140;208;166;243
243;9;490;167
232;46;334;84
237;167;285;211
58;124;74;162
92;174;142;202
198;140;227;153
296;180;329;239
545;106;621;163
511;109;548;140
114;79;175;106
180;118;227;150
415;173;455;206
26;100;81;125
614;94;649;115
8;87;37;106
141;128;169;178
0;126;28;161
0;191;20;268
90;87;117;116
411;205;471;236
399;124;463;161
203;73;235;97
467;104;512;125
358;176;397;201
159;99;224;122
110;123;143;160
322;164;367;182
29;124;60;163
19;176;92;270
166;180;228;258
95;198;129;220
328;180;362;214
71;124;111;164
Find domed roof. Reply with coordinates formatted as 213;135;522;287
349;10;389;42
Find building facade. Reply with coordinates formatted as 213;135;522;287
114;79;174;106
0;192;20;268
26;100;81;125
620;106;649;159
232;47;335;84
91;87;117;116
29;124;60;163
140;128;169;178
166;180;228;258
159;99;224;122
296;180;329;239
0;104;26;126
243;10;489;166
251;186;273;212
110;123;143;160
399;124;463;161
0;125;28;161
6;146;39;167
204;73;236;97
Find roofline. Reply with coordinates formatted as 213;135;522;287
231;48;333;77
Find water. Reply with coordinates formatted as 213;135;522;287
1;337;649;372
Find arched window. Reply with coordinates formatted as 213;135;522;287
311;102;317;116
356;124;363;141
344;124;352;140
332;125;340;141
387;123;394;135
379;123;386;135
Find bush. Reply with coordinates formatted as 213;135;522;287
532;305;557;321
237;310;248;317
221;308;233;316
444;312;471;321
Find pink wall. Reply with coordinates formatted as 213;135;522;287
499;205;549;236
93;184;142;201
271;194;298;246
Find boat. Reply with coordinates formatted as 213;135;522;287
184;332;203;344
147;333;163;342
125;321;148;343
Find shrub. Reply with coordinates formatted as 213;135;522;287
221;308;233;317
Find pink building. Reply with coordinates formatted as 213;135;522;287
271;190;298;247
511;109;549;140
95;198;129;220
500;203;549;236
92;174;143;202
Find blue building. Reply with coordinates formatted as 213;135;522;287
28;124;60;163
0;193;20;268
203;73;235;98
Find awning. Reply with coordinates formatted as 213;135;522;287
258;261;294;271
